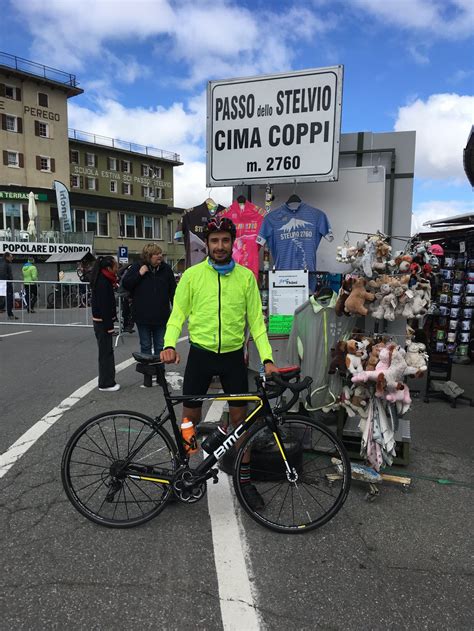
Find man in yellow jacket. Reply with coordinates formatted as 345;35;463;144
161;217;277;508
22;258;38;313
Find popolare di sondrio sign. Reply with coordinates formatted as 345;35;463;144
0;241;92;255
206;66;343;187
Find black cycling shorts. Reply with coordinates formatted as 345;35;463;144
183;345;248;408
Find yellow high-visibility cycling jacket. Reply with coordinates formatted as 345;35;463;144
163;258;273;362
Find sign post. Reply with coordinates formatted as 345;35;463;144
207;66;343;187
118;246;128;265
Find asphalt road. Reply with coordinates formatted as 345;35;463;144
0;323;473;630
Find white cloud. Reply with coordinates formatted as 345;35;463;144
352;0;474;39
411;199;473;234
394;93;474;181
12;0;334;88
174;161;232;209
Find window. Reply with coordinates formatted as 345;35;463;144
122;182;131;195
119;213;162;240
108;157;118;171
38;93;49;107
35;121;49;138
86;177;97;190
156;188;164;200
85;153;97;167
144;216;153;239
121;160;131;173
136;215;144;239
167;259;175;269
34;120;50;137
97;211;108;236
142;185;153;198
5;114;18;131
126;213;135;238
50;206;60;231
36;155;55;172
6;151;19;167
154;217;162;240
167;219;173;243
74;209;85;232
73;209;109;236
71;175;80;188
4;84;21;100
110;180;117;193
70;150;79;164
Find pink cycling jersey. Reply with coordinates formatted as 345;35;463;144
219;201;266;279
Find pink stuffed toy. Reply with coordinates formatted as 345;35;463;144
385;383;412;415
351;344;394;396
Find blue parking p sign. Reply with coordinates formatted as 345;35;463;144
118;246;128;264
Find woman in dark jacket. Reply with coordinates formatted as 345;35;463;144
122;244;176;386
90;255;120;392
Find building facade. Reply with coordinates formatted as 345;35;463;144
0;52;184;272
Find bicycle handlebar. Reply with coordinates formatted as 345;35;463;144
263;371;313;414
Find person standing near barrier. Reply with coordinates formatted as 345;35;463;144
22;257;38;313
122;244;176;387
90;255;120;392
0;253;18;320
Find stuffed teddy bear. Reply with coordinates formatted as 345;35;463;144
365;341;385;371
342;385;371;418
344;339;366;375
371;283;397;321
335;276;353;317
344;277;375;316
372;239;392;273
328;340;348;375
405;340;428;375
376;346;418;397
352;344;395;397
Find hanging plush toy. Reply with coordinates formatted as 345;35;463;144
405;340;428;375
344;277;375;316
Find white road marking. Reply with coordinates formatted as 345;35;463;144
166;371;184;391
205;400;261;631
0;330;32;338
0;336;188;478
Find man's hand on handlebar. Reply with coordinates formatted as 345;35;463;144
264;361;279;377
160;348;180;364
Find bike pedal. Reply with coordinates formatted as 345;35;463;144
211;468;219;484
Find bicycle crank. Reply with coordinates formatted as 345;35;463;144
172;467;207;504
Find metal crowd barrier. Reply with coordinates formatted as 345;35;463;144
0;280;92;327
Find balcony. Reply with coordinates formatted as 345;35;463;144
68;128;181;163
0;51;79;88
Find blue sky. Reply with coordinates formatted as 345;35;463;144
1;0;473;231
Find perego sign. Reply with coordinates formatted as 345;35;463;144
1;241;92;255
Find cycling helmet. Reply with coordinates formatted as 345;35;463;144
204;216;237;240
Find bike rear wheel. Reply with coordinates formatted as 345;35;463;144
61;411;177;528
233;414;351;533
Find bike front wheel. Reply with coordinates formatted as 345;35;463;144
61;411;177;528
233;415;351;534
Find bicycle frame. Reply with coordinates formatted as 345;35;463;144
123;365;292;488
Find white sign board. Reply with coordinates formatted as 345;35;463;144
269;270;309;316
0;241;92;256
207;66;343;187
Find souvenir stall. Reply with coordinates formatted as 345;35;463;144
413;216;474;407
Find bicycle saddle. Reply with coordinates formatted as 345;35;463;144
133;352;162;365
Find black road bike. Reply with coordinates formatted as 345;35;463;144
61;354;351;534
